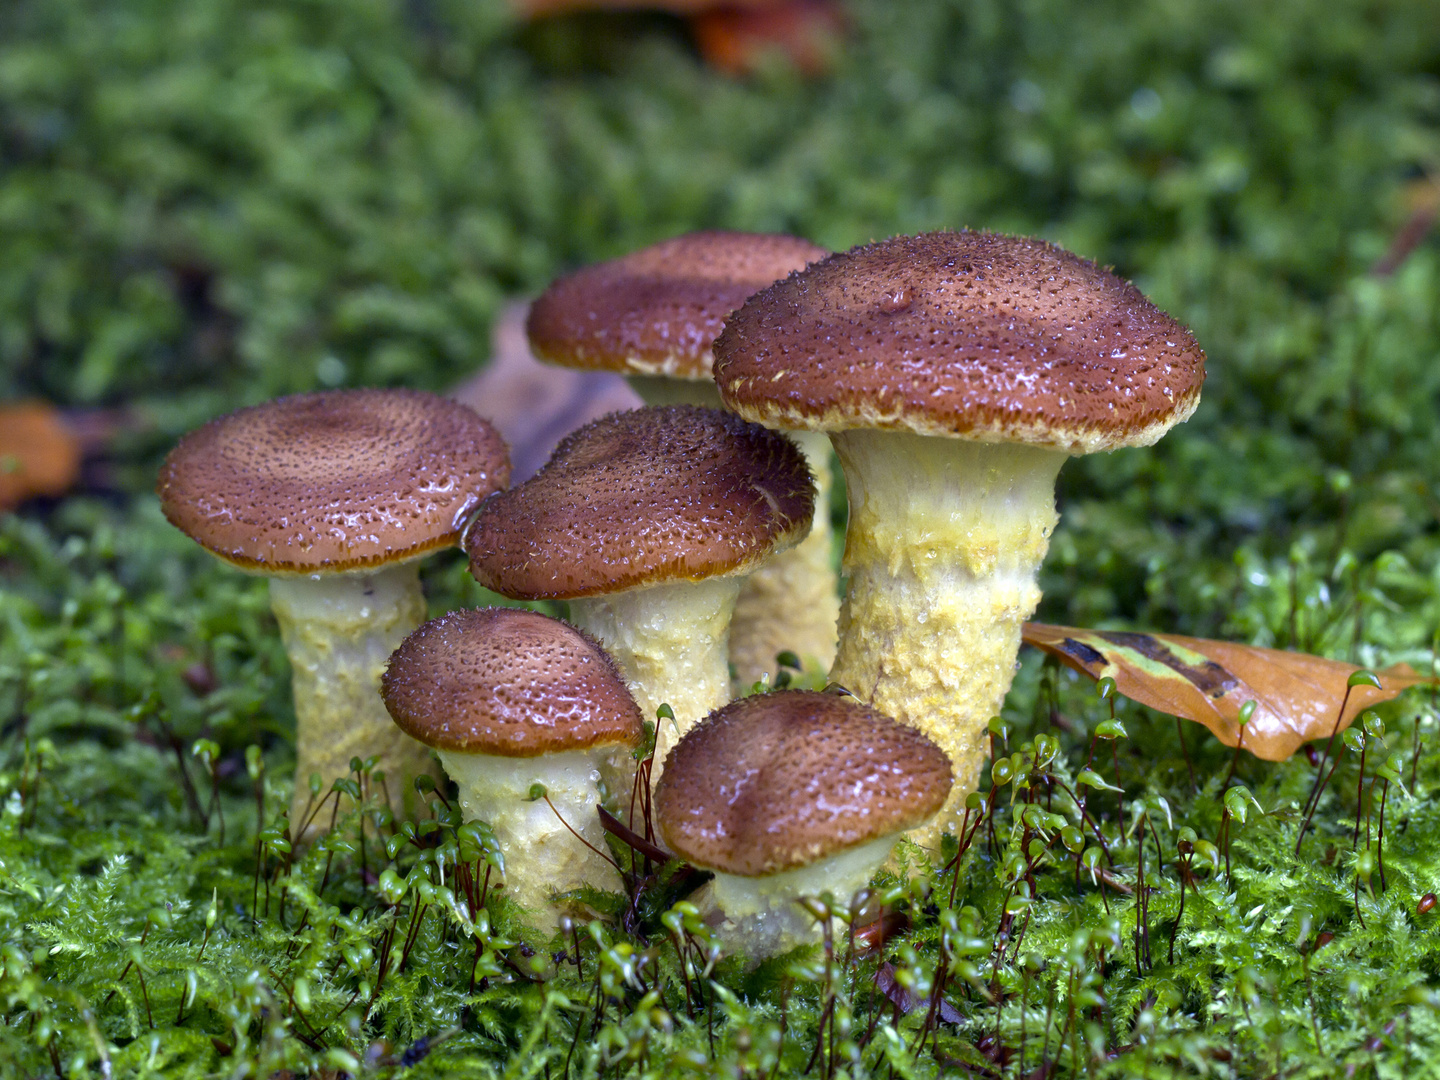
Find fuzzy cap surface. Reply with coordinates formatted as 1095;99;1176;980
655;690;953;876
381;608;643;756
158;389;510;573
714;230;1206;454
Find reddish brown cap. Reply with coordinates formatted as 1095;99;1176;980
465;405;814;600
654;690;952;876
714;230;1206;454
157;389;510;573
527;231;829;380
382;607;643;756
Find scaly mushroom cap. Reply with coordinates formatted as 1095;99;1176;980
714;230;1206;454
464;405;814;600
157;389;510;573
527;231;829;379
381;608;644;756
655;690;952;876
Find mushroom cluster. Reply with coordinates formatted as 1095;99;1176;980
157;227;1204;959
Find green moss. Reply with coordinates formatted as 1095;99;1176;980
4;0;1440;1073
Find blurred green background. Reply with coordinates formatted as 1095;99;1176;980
5;0;1440;643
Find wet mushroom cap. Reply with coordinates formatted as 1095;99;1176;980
713;230;1207;453
381;608;644;756
655;690;953;876
526;231;829;379
157;389;510;573
464;405;814;600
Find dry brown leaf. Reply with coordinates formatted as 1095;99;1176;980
1021;622;1432;761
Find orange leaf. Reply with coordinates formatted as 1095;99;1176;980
0;402;81;513
1021;623;1431;761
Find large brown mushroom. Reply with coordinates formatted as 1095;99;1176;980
655;689;951;958
382;608;642;928
157;389;511;832
714;231;1206;843
464;405;813;772
527;231;841;687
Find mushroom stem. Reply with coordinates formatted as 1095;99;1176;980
567;576;742;767
703;834;895;958
438;747;633;930
828;430;1067;845
729;428;839;687
626;378;840;687
269;562;434;834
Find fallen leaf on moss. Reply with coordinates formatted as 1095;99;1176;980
0;402;81;512
1021;623;1431;761
691;0;844;76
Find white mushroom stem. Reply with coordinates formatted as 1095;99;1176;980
567;577;741;771
828;430;1068;846
269;562;435;835
729;428;839;688
701;835;896;959
439;747;633;930
626;377;840;689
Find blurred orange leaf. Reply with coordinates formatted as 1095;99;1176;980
1021;622;1432;761
0;402;81;512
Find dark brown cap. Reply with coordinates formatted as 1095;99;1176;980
714;230;1206;454
157;389;510;573
654;690;952;876
381;607;644;756
527;231;829;380
465;405;814;600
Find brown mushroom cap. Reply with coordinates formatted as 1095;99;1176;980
714;230;1206;454
157;389;510;573
526;231;829;379
654;690;953;876
464;405;814;600
381;608;644;756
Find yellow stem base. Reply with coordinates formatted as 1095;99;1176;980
829;431;1067;849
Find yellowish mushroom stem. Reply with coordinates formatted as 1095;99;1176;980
567;577;741;776
439;747;634;931
269;562;435;836
828;430;1067;847
700;835;896;959
626;376;839;689
729;428;840;689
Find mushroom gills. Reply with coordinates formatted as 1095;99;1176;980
703;834;897;958
269;562;434;831
439;746;634;926
567;575;742;768
828;430;1067;844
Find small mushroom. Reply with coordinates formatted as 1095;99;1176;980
381;608;642;929
527;231;840;687
715;231;1206;843
655;689;951;958
157;389;510;832
464;405;813;774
